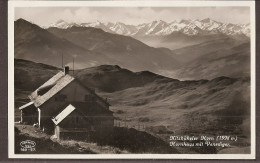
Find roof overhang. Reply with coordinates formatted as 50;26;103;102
19;101;34;110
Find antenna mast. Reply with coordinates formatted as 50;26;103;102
62;53;64;68
73;57;74;74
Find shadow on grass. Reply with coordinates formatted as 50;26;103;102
98;127;179;154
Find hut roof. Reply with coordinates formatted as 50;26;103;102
33;74;74;107
29;71;65;100
29;70;110;108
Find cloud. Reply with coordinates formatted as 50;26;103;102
15;6;250;27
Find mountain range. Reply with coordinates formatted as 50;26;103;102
47;18;250;37
15;18;250;80
46;18;250;49
15;19;179;74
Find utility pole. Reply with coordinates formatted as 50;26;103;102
73;57;74;74
61;53;64;68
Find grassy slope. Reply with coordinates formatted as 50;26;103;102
100;77;250;135
99;77;250;154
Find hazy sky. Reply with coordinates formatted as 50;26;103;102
15;7;250;26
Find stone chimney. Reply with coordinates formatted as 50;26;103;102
64;66;69;75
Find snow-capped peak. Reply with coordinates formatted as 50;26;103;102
179;19;192;24
49;20;80;29
201;18;214;23
47;19;250;37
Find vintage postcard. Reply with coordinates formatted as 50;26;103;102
8;0;255;159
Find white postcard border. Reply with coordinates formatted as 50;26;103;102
8;0;256;159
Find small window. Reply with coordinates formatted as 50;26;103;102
85;95;95;102
76;116;79;124
55;94;67;101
